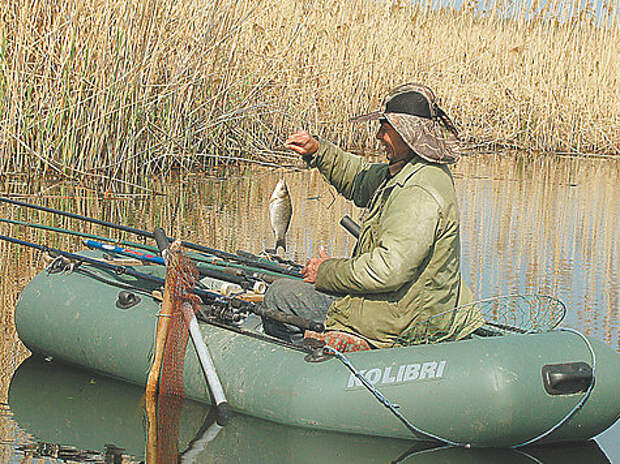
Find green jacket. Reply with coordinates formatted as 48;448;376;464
307;141;481;348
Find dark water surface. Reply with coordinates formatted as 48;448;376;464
0;153;617;462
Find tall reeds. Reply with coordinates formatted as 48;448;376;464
0;0;618;184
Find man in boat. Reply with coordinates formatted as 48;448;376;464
262;83;482;350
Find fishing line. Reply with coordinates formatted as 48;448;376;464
326;326;598;449
0;197;303;277
324;346;466;447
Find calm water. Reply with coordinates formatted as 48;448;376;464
0;153;618;462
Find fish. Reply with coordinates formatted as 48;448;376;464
269;178;292;252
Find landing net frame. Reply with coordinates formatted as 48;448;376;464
396;294;567;346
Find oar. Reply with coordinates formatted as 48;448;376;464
0;197;303;277
153;228;232;425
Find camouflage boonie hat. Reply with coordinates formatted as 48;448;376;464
350;83;462;164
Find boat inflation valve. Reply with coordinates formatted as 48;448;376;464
542;362;593;395
302;338;334;363
116;291;141;309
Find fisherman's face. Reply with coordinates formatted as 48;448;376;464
376;120;411;167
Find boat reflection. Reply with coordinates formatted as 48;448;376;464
8;356;611;463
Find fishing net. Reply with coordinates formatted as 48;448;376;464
156;241;202;462
159;241;202;396
395;294;567;346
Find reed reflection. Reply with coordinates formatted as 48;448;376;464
0;153;617;460
6;356;612;463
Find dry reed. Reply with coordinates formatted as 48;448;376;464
0;0;618;184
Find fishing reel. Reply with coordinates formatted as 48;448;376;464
301;337;334;363
196;300;245;325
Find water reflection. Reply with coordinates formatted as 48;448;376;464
0;153;617;460
5;356;612;463
454;155;618;349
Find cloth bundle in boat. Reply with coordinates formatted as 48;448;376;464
304;330;371;352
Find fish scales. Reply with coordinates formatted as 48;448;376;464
269;179;292;252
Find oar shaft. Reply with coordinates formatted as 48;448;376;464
154;232;232;425
340;214;361;239
185;306;232;423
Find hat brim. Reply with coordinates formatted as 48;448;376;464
349;110;385;123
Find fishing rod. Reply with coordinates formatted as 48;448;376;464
0;197;303;277
83;239;268;292
0;217;155;252
237;249;303;271
0;217;301;281
0;233;322;332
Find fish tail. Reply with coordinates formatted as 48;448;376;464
276;238;286;252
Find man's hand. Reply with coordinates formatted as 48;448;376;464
285;130;319;157
302;247;330;283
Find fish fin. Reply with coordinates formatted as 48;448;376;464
276;238;286;252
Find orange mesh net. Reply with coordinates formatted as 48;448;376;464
155;394;184;462
160;242;202;397
149;241;202;463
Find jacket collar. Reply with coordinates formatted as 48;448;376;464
385;155;429;189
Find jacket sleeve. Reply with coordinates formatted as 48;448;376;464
305;139;388;207
314;186;440;294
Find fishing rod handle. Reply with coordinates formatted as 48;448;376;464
340;215;361;239
199;267;251;290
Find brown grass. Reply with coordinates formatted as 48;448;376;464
0;0;618;185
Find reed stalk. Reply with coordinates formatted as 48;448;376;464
0;0;618;183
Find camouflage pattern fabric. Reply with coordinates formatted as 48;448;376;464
350;83;462;164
